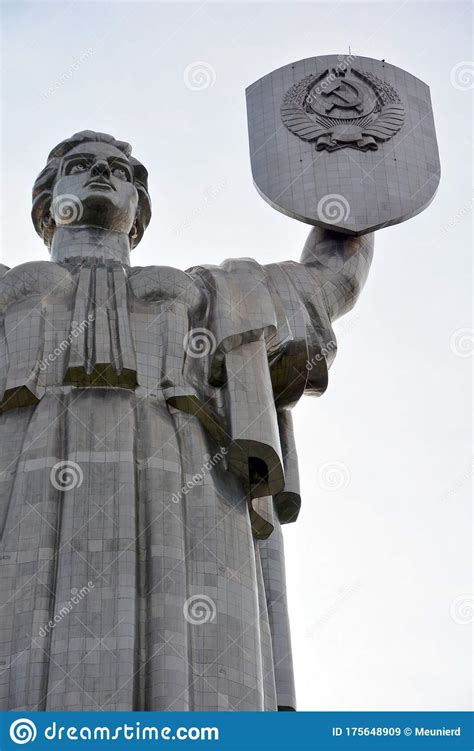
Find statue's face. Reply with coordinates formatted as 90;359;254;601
51;142;139;234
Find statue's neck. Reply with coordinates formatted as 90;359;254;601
50;226;131;265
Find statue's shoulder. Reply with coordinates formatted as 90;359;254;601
0;259;69;278
188;258;267;295
189;257;262;276
127;264;203;311
0;261;74;310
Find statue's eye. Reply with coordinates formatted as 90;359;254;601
70;162;88;174
112;166;129;181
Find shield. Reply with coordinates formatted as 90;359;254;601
246;55;440;235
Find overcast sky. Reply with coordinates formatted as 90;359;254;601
1;0;472;711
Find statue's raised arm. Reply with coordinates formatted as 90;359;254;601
0;54;439;714
298;227;374;323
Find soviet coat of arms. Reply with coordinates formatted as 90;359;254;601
247;55;439;234
281;65;405;152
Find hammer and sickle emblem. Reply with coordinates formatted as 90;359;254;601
322;80;364;114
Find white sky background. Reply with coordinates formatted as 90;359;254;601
1;0;472;711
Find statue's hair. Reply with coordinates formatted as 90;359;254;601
31;130;152;249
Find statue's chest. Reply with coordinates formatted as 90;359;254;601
0;260;204;412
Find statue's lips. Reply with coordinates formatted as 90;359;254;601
84;179;115;191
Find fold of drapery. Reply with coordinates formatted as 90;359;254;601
0;254;343;713
66;261;136;388
0;262;74;411
0;257;337;539
0;257;337;533
0;388;285;711
190;257;334;532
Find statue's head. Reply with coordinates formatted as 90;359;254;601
32;130;151;249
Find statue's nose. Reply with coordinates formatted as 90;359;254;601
91;159;111;178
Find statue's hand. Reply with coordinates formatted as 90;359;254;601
298;227;375;321
300;227;374;274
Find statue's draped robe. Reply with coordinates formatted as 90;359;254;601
0;239;372;711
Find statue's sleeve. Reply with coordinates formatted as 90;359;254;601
187;233;373;532
188;258;302;534
264;227;374;399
